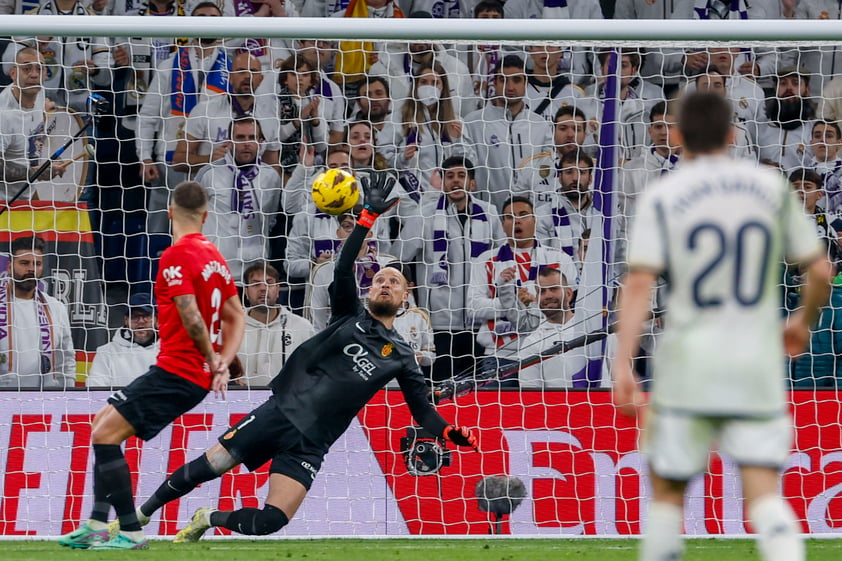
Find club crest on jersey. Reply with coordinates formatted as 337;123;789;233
162;265;183;286
381;343;394;357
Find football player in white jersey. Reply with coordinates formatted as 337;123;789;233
613;92;833;561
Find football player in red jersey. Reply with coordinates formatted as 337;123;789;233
59;181;245;550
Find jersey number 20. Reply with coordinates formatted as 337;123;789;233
687;221;772;308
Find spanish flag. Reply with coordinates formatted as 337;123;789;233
0;202;109;384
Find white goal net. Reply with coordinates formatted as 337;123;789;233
0;12;839;538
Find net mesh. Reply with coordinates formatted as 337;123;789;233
0;18;840;536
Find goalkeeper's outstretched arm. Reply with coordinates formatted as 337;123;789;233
328;170;399;319
398;368;479;452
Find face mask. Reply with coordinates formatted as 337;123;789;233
416;85;441;107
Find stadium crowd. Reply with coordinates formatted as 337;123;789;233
1;0;842;390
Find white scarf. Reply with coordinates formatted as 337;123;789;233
429;194;493;286
485;243;557;348
0;278;55;376
227;154;263;239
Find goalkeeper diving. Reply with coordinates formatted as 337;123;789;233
127;170;479;541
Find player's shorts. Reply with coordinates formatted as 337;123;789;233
107;365;208;441
643;408;793;481
217;398;329;490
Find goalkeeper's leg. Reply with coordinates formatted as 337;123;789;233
139;444;237;519
179;473;304;540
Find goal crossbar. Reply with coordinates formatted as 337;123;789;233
0;16;841;44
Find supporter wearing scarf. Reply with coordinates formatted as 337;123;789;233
0;277;54;377
694;0;749;19
651;146;680;175
229;156;262;238
336;0;405;86
171;45;230;117
430;193;492;286
485;242;557;347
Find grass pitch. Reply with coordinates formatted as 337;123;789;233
1;538;841;561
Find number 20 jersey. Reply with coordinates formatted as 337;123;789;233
155;233;238;389
628;155;822;416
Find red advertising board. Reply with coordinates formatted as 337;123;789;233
0;390;840;536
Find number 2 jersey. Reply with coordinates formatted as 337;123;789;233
155;233;238;389
628;155;822;416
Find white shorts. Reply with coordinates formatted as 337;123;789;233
643;409;793;481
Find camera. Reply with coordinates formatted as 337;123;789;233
400;426;451;476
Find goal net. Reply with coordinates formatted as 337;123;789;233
0;14;840;538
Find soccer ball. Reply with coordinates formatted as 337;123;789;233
311;168;361;215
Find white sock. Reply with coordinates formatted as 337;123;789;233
87;519;108;531
641;501;684;561
122;529;145;542
136;507;150;526
749;495;804;561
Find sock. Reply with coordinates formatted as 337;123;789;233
89;455;111;524
641;501;684;561
93;444;141;532
87;519;108;531
210;505;289;536
140;454;219;517
749;494;804;561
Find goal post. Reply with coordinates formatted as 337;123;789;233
0;16;841;538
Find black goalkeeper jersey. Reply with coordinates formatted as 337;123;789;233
268;225;448;448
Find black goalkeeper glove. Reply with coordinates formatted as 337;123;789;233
358;170;399;228
442;425;479;451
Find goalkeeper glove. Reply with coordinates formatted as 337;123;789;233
442;425;479;451
358;171;399;228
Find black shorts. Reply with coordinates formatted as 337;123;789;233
218;398;328;490
108;365;208;441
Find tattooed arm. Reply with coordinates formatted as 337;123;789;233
1;158;71;184
173;293;223;380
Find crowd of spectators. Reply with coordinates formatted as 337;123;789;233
1;0;842;390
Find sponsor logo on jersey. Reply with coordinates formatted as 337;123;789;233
300;460;318;480
162;265;183;286
201;260;233;283
381;343;393;358
343;343;377;380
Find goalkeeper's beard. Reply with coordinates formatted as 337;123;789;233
369;298;401;318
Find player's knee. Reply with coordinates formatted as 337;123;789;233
252;505;289;536
205;445;238;475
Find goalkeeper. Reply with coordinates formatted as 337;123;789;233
131;171;479;541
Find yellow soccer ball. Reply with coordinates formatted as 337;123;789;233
311;168;361;215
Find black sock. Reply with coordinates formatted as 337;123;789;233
140;454;219;517
210;505;288;536
93;444;141;532
89;472;111;524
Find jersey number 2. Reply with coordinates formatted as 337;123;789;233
209;288;222;344
688;221;772;308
